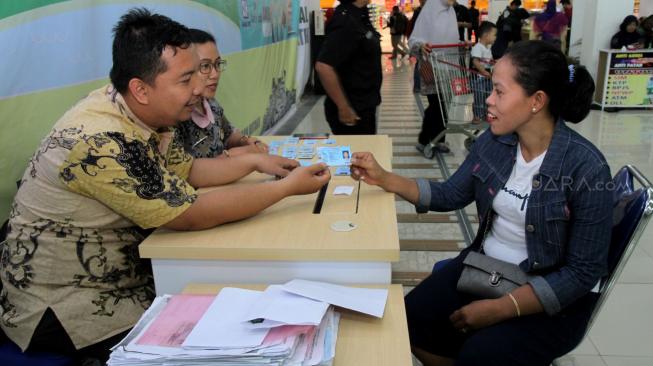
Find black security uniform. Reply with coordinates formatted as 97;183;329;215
454;3;471;41
317;3;381;135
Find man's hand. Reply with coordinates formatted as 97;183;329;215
280;163;331;195
338;106;360;126
255;155;299;177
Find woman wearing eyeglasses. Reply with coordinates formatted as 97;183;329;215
176;29;269;158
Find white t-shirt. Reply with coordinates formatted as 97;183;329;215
471;42;493;71
484;144;546;265
483;144;601;292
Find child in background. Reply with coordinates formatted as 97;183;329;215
471;21;497;123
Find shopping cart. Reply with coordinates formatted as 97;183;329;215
419;43;491;158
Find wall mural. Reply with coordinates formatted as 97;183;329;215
0;0;305;221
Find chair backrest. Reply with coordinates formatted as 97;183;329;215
587;165;653;331
611;165;635;201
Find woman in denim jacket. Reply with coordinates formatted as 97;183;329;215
351;41;611;366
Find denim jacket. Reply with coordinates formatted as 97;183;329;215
416;120;613;315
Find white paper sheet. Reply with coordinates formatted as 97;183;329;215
183;288;269;349
244;285;329;329
333;186;354;196
282;279;388;318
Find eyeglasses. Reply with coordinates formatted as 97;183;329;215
199;59;227;74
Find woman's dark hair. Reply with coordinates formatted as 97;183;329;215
110;8;191;93
189;28;216;44
504;40;595;123
620;15;638;32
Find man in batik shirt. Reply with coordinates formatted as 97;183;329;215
0;8;330;361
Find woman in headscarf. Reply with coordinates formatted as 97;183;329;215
610;15;643;49
533;0;569;49
409;0;459;155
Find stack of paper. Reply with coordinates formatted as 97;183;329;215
108;280;388;366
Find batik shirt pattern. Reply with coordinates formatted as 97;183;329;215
175;99;234;158
0;85;197;350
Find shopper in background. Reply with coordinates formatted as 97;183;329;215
492;0;530;59
470;21;497;124
639;14;653;48
610;15;643;49
316;0;381;135
509;0;530;42
454;0;471;42
406;0;426;38
407;0;428;93
561;0;573;54
387;5;410;60
409;0;459;154
561;0;572;24
533;0;569;50
468;0;480;42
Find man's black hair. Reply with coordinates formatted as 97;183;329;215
109;8;192;93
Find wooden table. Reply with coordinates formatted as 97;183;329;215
140;135;400;294
182;283;413;366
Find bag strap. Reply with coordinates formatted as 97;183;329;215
474;209;496;253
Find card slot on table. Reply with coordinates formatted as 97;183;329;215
319;176;359;214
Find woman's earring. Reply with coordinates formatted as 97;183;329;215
532;107;537;113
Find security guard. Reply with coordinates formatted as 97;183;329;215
315;0;381;135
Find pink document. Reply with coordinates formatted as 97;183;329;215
263;324;314;345
136;295;215;347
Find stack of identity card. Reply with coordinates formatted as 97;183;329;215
108;280;388;366
296;145;315;159
267;138;352;171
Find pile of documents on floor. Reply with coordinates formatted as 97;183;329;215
108;279;388;366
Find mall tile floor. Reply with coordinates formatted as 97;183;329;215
289;57;653;366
